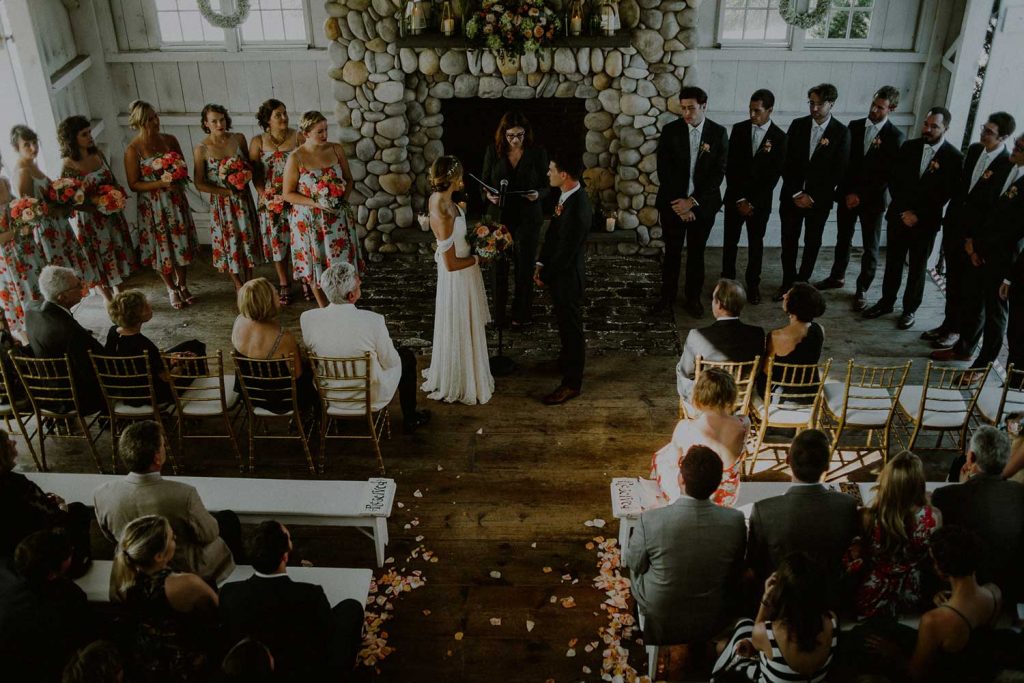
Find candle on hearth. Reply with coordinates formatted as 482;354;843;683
441;0;455;36
605;215;616;232
571;16;582;35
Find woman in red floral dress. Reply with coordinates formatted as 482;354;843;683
193;104;261;292
0;152;43;340
124;100;199;310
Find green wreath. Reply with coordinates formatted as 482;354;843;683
197;0;251;29
778;0;830;29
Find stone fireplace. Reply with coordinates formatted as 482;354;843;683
322;0;701;258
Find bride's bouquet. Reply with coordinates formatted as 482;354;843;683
469;222;513;261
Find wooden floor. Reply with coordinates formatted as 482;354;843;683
23;246;971;681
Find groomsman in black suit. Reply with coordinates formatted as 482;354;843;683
926;112;1015;353
721;89;787;305
1003;142;1024;376
863;107;964;329
535;150;592;405
776;83;850;301
817;86;904;310
654;86;729;318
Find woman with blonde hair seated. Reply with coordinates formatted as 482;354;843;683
112;515;217;681
651;367;749;507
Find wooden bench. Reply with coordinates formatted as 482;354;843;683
76;560;373;607
24;472;396;567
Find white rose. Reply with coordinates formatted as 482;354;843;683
73;191;85;205
22;209;34;221
152;158;164;169
161;172;173;184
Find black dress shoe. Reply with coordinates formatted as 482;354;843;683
852;291;867;311
748;289;761;305
403;409;432;432
772;286;790;302
862;302;894;319
920;326;947;341
815;276;845;290
542;385;580;405
684;299;704;319
897;312;916;330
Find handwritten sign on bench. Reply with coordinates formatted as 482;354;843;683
360;477;395;516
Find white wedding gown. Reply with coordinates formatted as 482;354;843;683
421;209;495;404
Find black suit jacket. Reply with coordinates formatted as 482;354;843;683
480;145;550;226
25;301;104;412
219;574;332;681
945;143;1013;240
885;138;964;233
972;171;1024;275
838;117;904;212
932;475;1024;600
539;188;592;286
656;117;728;220
780;115;850;207
676;318;765;398
723;119;787;211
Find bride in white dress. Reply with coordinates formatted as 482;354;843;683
421;156;495;404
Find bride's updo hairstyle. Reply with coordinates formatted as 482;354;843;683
429;156;462;193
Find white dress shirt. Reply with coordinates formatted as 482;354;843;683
919;137;945;177
687;119;705;197
809;115;831;159
863;117;886;154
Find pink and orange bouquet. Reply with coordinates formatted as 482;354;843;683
262;186;286;215
91;184;127;215
47;177;86;208
469;222;513;260
142;151;189;185
215;157;253;192
311;167;348;214
9;198;47;233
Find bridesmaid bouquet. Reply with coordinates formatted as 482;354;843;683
9;198;47;234
144;152;189;185
215;157;253;192
47;177;86;208
312;167;348;214
263;186;286;215
91;184;127;215
469;222;513;260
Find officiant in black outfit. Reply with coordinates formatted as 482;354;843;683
481;111;550;327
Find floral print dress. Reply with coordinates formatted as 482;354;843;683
136;155;198;275
257;149;290;262
29;176;98;287
0;186;43;334
203;146;261;275
288;159;364;283
65;164;136;289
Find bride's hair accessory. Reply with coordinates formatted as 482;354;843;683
429;156;463;192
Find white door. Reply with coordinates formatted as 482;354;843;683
975;1;1024;121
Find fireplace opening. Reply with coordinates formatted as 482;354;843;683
440;98;587;219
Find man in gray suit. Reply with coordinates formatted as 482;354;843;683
747;430;858;602
676;279;765;400
625;445;746;645
92;421;239;583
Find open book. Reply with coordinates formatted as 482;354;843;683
468;173;536;197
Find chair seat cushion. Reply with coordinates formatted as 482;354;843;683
898;386;968;428
180;376;240;416
975;379;1024;424
113;402;158;416
253;407;293;417
824;382;894;427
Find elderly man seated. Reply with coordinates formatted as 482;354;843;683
300;263;430;432
25;265;104;414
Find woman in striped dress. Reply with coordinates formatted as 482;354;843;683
0;152;43;339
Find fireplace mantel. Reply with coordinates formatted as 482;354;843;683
394;34;633;49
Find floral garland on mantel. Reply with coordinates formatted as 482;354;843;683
197;0;251;29
778;0;830;29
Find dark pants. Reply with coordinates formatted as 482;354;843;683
878;221;934;314
660;209;713;302
721;202;771;291
1009;286;1024;373
213;509;245;563
329;598;365;678
955;261;1008;366
779;199;833;286
830;202;884;293
64;501;95;578
939;231;969;333
494;220;541;324
549;275;585;390
397;347;419;420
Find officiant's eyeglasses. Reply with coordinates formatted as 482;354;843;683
505;132;525;140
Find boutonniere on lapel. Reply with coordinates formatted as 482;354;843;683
871;136;882;149
1007;186;1019;200
698;142;711;158
927;160;940;174
554;202;564;217
818;137;830;148
761;140;773;153
981;169;994;181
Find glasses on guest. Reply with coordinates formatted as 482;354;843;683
505;132;525;140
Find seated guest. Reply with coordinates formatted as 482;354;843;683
300;263;430;431
25;265;104;414
104;289;205;405
112;515;218;682
93;420;239;583
627;446;746;645
712;552;837;681
844;451;942;618
220;638;275;683
219;521;365;681
747;429;859;597
1004;412;1024;483
932;425;1024;602
759;282;826;397
651;369;750;507
0;530;94;683
676;279;765;400
0;429;92;573
62;641;125;683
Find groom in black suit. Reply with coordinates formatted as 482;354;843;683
535;151;592;405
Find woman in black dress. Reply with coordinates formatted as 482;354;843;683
759;282;826;397
481;111;550;326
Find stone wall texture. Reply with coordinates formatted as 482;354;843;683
323;0;701;258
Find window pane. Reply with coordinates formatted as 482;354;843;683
158;12;183;41
283;9;307;40
744;9;767;39
855;0;874;7
748;0;769;8
850;9;871;38
156;0;177;10
827;9;850;38
722;9;744;39
261;11;286;40
241;11;264;40
831;0;853;7
724;0;746;8
282;0;304;8
179;11;207;41
769;0;780;6
766;11;787;39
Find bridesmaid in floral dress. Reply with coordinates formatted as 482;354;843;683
281;110;363;308
250;98;303;304
0;152;43;340
124;100;198;310
59;115;135;303
10;125;97;290
193;104;261;291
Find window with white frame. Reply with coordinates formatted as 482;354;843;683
154;0;309;47
806;0;875;41
240;0;309;44
719;0;790;44
155;0;226;44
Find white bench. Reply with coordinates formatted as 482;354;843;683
76;560;373;607
24;472;396;567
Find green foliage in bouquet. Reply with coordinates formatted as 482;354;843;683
464;0;562;59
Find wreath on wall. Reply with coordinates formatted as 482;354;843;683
778;0;830;29
198;0;251;29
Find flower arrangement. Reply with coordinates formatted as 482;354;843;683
142;151;190;185
818;137;830;147
465;0;561;59
47;177;86;208
91;184;127;215
214;157;253;192
263;187;286;215
871;136;882;149
762;139;773;153
468;222;513;260
311;167;348;214
9;198;47;233
927;160;940;174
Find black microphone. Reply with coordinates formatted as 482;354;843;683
499;179;508;208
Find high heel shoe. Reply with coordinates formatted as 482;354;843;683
178;286;197;305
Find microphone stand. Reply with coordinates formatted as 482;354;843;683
489;179;517;376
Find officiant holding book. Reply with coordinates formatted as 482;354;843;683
481;111;550;327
